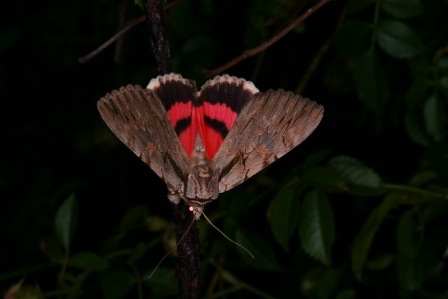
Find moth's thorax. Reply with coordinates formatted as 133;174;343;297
167;135;218;213
182;134;219;205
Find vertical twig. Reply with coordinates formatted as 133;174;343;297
142;0;200;298
172;201;201;299
144;0;172;74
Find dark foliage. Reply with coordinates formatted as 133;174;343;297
1;0;447;298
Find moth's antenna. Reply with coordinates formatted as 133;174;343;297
201;212;255;259
146;216;197;279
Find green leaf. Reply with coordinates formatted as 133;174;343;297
377;19;423;59
219;187;253;218
352;194;400;280
130;242;147;262
101;271;135;299
438;57;448;73
302;149;332;169
396;210;419;258
299;190;335;265
396;255;423;290
408;58;432;80
120;205;148;233
404;108;432;146
302;167;347;191
329;156;384;196
143;268;178;295
381;0;423;19
134;0;143;8
438;76;448;98
366;253;395;271
335;20;371;60
235;229;279;270
268;178;301;251
404;78;431;105
68;252;108;271
423;95;446;142
354;50;388;113
145;216;170;232
316;267;345;299
55;193;78;250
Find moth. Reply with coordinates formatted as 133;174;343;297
98;73;324;219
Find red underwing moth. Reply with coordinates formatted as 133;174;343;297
98;74;324;219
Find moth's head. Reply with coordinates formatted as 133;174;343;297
184;165;219;206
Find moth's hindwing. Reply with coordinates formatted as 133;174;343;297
147;74;198;158
97;85;191;193
212;89;324;193
196;75;259;160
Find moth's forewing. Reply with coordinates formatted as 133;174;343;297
97;85;191;194
212;90;324;193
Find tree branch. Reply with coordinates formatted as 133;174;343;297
78;0;184;64
143;0;171;74
295;6;346;94
203;0;334;78
142;0;200;297
172;201;201;299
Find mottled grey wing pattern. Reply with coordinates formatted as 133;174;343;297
97;85;191;193
212;89;324;193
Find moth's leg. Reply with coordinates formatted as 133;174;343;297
167;189;181;204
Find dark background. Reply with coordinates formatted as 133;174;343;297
1;0;447;298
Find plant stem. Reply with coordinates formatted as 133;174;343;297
370;0;381;51
384;183;448;200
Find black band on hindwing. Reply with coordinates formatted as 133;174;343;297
196;81;254;114
174;117;192;136
204;116;228;139
151;79;196;112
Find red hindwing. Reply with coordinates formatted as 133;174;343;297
147;74;259;160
